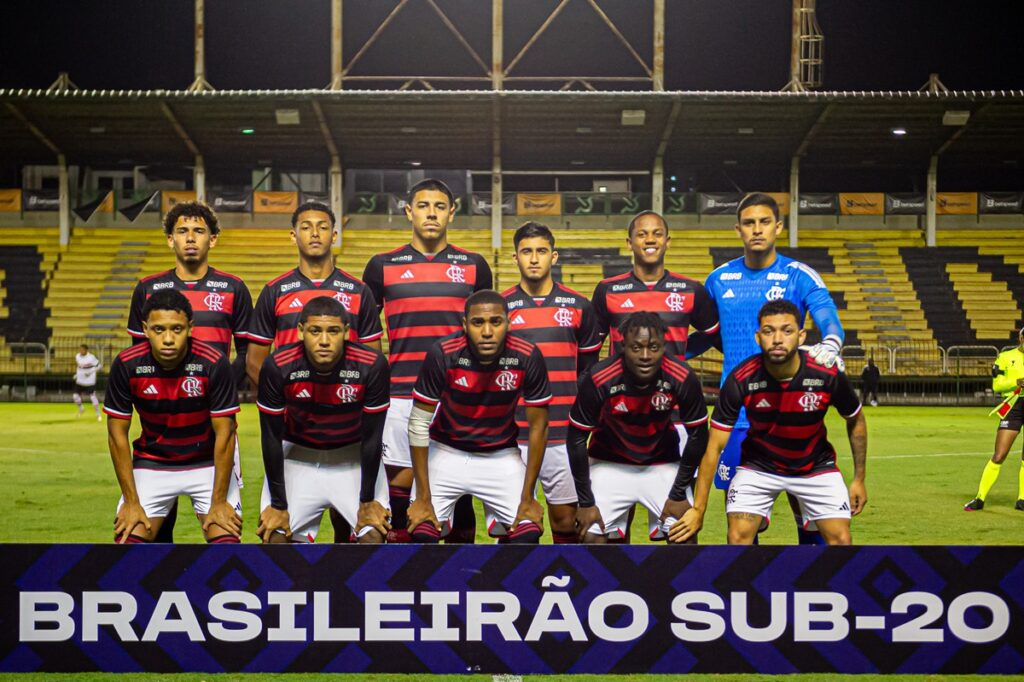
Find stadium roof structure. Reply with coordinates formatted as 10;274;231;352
2;88;1023;174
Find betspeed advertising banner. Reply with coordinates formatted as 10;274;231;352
2;544;1022;675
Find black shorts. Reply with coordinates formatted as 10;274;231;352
74;384;96;394
998;398;1024;432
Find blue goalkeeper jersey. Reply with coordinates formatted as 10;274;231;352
705;253;844;390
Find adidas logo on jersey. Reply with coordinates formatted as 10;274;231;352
723;289;735;299
295;388;311;399
621;298;635;309
400;270;415;279
614;402;629;413
511;314;526;325
143;385;159;396
454;376;470;388
755;398;772;408
289;298;304;309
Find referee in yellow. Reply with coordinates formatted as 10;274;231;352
965;328;1024;511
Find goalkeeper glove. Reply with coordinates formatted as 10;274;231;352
807;335;845;372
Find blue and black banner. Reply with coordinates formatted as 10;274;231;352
1;544;1021;674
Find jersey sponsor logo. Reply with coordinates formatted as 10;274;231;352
620;298;635;309
498;357;520;368
766;272;789;281
289;370;310;380
494;370;519;391
507;299;524;309
143;384;159;395
665;292;687;312
295;388;312;399
755;398;772;408
185;363;204;372
553;307;575;328
390;254;413;262
457;357;471;367
613;401;629;413
554;296;576;304
611;283;632;292
664;281;688;290
765;284;786;301
288;298;304;309
719;272;742;281
723;289;736;299
651;391;673;411
798;392;822;412
280;281;301;293
447;253;469;262
151;281;175;291
336;384;359;403
454;376;470;388
338;370;361;379
136;366;155;374
333;281;355;291
748;380;767;390
511;314;526;326
802;378;825;387
400;269;415;279
446;264;467;283
333;291;352;310
206;280;228;289
181;376;204;398
203;291;225;312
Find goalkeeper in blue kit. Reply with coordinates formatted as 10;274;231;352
688;193;845;544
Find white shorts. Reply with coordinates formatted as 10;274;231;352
382;397;413;468
518;442;577;505
413;440;528;537
589;459;693;540
726;468;851;523
259;441;390;543
118;464;242;520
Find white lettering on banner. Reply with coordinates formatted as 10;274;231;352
16;588;1011;645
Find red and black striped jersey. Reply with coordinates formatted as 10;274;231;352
103;339;240;470
249;267;382;349
591;270;719;358
502;282;602;444
412;332;551;453
256;341;390;451
362;244;493;398
127;268;253;356
712;350;862;476
569;353;707;466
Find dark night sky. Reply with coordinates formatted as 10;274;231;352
2;0;1022;92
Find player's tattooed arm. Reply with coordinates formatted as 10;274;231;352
109;416;151;543
845;409;868;515
203;416;242;538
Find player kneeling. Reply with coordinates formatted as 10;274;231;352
407;290;551;543
568;312;709;543
671;300;868;545
105;290;242;544
256;297;392;544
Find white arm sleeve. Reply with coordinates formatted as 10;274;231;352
408;404;434;448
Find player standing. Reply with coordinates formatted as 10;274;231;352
362;179;493;542
569;313;709;543
406;290;550;543
127;200;253;542
105;290;242;543
256;297;391;543
502;222;602;543
72;344;102;420
964;328;1024;512
671;300;867;545
692;192;846;544
246;200;383;542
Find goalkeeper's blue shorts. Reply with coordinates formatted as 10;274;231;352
715;426;747;490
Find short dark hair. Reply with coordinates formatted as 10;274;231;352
464;289;507;318
163;200;220;236
513;221;555;249
80;344;88;351
737;192;780;222
617;311;667;341
292;201;336;229
757;299;800;324
142;289;193;322
407;178;455;207
627;210;668;237
299;296;349;325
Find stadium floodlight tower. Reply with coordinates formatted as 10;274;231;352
783;0;824;92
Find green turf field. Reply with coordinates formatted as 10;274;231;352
2;403;1024;544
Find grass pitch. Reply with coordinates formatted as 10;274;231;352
1;402;1022;544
